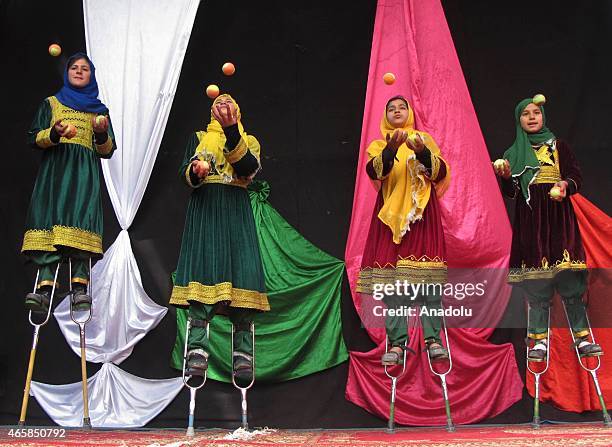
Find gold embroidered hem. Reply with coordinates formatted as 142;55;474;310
35;128;55;148
224;138;248;164
22;225;103;254
95;137;113;156
508;251;587;283
429;153;441;180
528;329;589;340
184;164;203;188
38;280;60;289
71;277;89;285
170;281;270;311
356;256;447;294
528;332;548;340
372;154;384;180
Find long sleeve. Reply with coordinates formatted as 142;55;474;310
415;147;448;182
557;140;582;195
500;176;519;199
179;133;203;188
366;146;395;180
93;114;117;159
223;124;260;177
27;99;60;149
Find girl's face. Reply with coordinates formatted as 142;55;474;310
67;58;91;88
386;99;409;128
520;103;543;133
214;95;236;116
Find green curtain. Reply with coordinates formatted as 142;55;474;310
170;181;348;382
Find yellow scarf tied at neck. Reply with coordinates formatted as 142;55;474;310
194;94;260;182
367;104;450;244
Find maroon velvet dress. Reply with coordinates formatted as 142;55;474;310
357;147;449;292
502;139;587;282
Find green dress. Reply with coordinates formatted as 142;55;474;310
22;96;115;284
170;131;268;311
170;126;268;357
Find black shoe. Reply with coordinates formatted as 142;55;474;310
381;348;404;366
427;341;449;362
233;352;253;385
577;340;603;357
527;339;548;362
25;287;51;313
71;284;92;311
186;349;208;376
527;347;547;362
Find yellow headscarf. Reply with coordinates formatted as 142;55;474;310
367;98;450;244
194;94;260;182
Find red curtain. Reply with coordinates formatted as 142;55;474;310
525;194;612;412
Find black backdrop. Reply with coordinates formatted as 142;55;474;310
0;0;610;428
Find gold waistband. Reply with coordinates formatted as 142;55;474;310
203;174;248;188
533;165;561;184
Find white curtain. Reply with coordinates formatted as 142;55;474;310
30;363;184;428
54;231;166;363
54;0;199;364
32;0;200;427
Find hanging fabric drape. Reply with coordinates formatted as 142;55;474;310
30;363;183;427
54;0;200;361
344;0;523;425
171;181;349;382
31;0;200;428
525;194;612;411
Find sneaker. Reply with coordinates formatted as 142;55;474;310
233;351;254;385
186;349;209;376
528;340;548;362
577;338;603;357
25;287;51;313
71;284;92;311
427;341;449;362
381;347;404;366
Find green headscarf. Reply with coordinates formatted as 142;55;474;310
502;98;556;203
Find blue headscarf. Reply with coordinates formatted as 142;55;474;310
55;52;107;114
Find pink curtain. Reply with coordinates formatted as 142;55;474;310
344;0;523;424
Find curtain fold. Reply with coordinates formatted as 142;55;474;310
55;230;166;364
171;181;349;382
525;194;612;412
344;0;523;425
30;363;184;428
55;0;198;364
33;0;200;427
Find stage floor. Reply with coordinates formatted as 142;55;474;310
1;423;611;446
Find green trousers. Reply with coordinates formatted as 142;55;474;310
31;250;90;288
187;302;254;355
383;293;442;347
524;270;589;339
